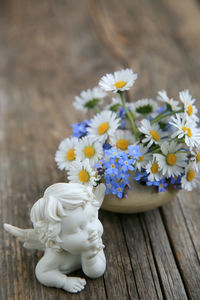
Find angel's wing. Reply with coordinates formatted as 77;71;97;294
94;183;106;208
4;223;45;250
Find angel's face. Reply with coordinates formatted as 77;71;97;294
59;202;103;255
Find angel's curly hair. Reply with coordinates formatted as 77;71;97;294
30;183;98;249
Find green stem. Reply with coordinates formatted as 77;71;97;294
176;150;189;153
150;107;184;125
150;108;169;124
94;106;100;113
152;147;161;153
118;91;138;140
173;137;185;144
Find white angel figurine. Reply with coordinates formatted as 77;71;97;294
4;182;106;293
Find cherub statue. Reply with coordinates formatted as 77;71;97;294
4;182;106;293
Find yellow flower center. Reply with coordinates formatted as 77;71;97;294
98;122;109;135
187;170;195;182
196;152;200;162
182;126;192;137
114;80;126;89
116;139;130;150
166;153;177;165
83;146;95;158
150;130;160;141
187;104;193;116
78;170;89;183
118;187;122;192
151;162;159;174
138;155;143;162
66;149;76;161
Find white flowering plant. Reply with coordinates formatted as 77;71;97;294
55;69;200;198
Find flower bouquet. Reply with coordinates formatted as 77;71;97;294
55;69;200;213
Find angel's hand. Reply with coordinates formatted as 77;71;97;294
83;240;105;259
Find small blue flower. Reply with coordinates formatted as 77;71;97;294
103;143;112;150
157;106;167;114
105;147;121;159
170;175;183;190
72;120;90;139
104;175;116;194
104;158;120;176
94;159;104;169
105;165;120;176
153;179;168;192
170;175;181;185
119;107;126;119
105;180;114;194
133;171;148;182
146;180;155;186
105;182;112;194
148;115;153;121
119;172;130;184
120;119;126;129
118;155;134;172
111;182;126;198
128;145;141;160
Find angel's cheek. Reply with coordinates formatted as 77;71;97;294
60;231;89;254
97;220;103;238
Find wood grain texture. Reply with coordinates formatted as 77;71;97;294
1;0;200;299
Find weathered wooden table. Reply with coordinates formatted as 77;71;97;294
1;1;200;299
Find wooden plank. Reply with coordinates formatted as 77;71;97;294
120;214;164;300
101;211;139;300
161;193;200;299
142;210;188;299
1;0;200;299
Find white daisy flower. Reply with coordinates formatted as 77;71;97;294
134;145;153;171
99;69;138;93
139;119;167;148
73;86;106;113
154;141;187;177
68;159;97;187
75;136;103;166
145;157;163;182
87;110;121;143
130;98;159;117
191;149;200;171
181;164;199;191
170;114;200;149
55;137;78;170
110;130;136;151
179;89;199;122
157;90;179;110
